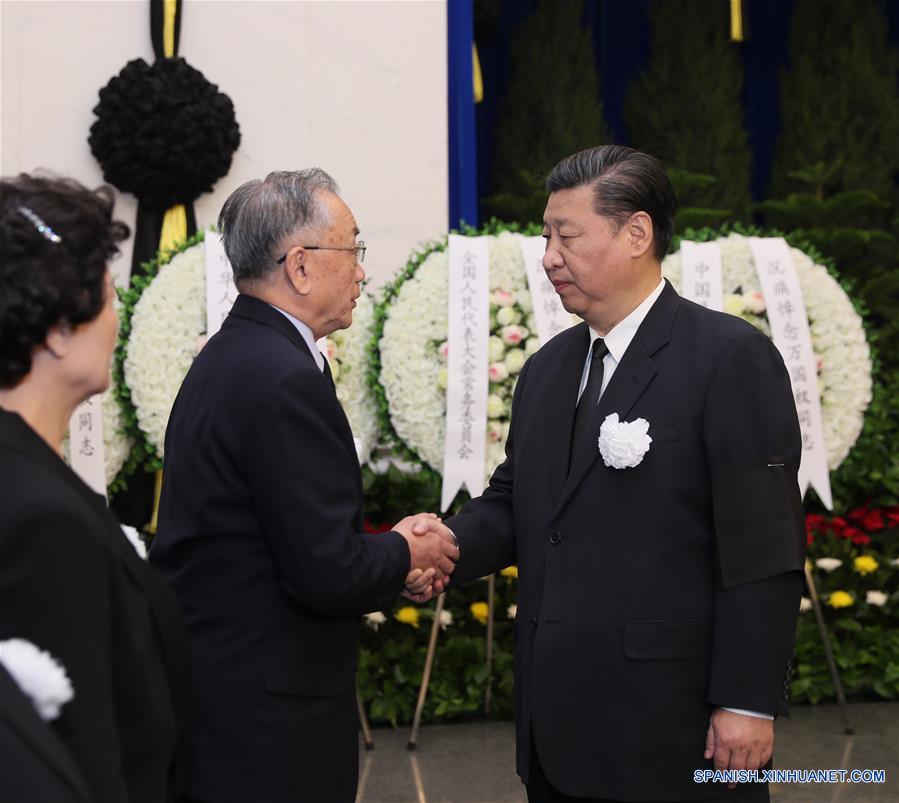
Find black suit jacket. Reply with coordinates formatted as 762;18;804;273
150;294;411;803
0;663;92;803
448;282;806;800
0;409;191;803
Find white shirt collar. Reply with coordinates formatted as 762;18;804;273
269;305;324;372
588;277;666;362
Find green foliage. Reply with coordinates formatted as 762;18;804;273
624;0;751;221
358;574;518;726
770;0;899;200
114;230;208;474
792;511;899;703
484;0;610;225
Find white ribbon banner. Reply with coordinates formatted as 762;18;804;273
518;235;576;344
68;394;107;498
441;234;490;511
205;233;238;338
680;240;724;311
748;237;833;509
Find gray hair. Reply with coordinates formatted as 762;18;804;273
217;168;339;283
546;145;677;260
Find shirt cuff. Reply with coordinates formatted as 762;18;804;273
722;707;774;720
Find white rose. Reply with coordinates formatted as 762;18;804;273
598;414;652;469
744;291;766;314
503;348;526;374
815;558;843;573
525;337;540;356
866;590;888;607
496;306;521;326
489;362;509;383
799;597;813;613
487;394;505;419
518;293;533;312
501;325;527;346
487;421;503;443
488;336;506;362
492;289;516;307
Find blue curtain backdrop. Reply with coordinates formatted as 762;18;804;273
446;0;899;229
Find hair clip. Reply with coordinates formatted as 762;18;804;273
17;205;62;244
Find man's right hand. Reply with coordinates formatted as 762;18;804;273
392;513;459;591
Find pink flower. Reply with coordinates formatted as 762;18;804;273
501;325;525;345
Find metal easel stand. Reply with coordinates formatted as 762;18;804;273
484;573;496;715
804;561;854;735
357;686;375;750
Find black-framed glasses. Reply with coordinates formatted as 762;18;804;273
276;240;366;264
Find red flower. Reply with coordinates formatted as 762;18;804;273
805;514;828;533
807;532;814;547
842;527;865;541
363;519;393;535
852;534;872;546
848;506;885;532
828;517;848;536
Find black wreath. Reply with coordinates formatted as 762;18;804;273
89;57;241;211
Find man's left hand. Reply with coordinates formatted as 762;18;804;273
704;707;774;788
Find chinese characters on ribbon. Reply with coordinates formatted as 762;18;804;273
205;233;238;338
749;237;833;509
442;235;490;511
518;235;577;344
68;394;107;498
680;240;724;312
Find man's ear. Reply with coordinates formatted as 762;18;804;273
44;322;72;359
628;212;654;259
284;248;312;297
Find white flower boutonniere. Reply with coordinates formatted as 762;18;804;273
121;524;148;559
0;639;74;720
598;413;652;469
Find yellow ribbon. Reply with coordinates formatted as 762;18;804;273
163;0;177;58
146;469;164;534
473;43;484;104
159;204;187;253
730;0;744;42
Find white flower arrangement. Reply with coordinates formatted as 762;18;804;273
598;414;653;469
378;230;570;479
663;233;872;470
62;382;133;491
123;237;379;465
0;639;73;720
317;292;381;465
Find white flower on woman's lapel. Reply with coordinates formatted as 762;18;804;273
598;413;653;469
0;639;74;720
121;524;147;559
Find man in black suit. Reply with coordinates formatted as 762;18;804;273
150;169;458;803
445;146;805;802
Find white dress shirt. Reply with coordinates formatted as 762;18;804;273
574;278;773;721
270;305;325;372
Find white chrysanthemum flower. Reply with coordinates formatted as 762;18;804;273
799;597;813;613
364;611;387;631
815;557;843;573
438;609;453;630
866;590;888;607
0;639;74;720
120;524;147;559
598;414;652;469
663;233;872;470
507;604;517;620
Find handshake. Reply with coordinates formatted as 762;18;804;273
392;513;459;603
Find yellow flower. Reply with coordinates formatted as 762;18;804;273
394;606;420;628
853;555;879;576
827;591;854;609
470;601;489;624
500;565;518;579
723;294;746;316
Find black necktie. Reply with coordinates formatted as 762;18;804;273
569;338;609;470
322;356;336;390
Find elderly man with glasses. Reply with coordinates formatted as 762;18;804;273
150;169;458;803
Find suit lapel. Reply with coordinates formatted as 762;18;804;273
541;323;590;506
551;282;680;518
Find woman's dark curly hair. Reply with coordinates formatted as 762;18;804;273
0;173;129;388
